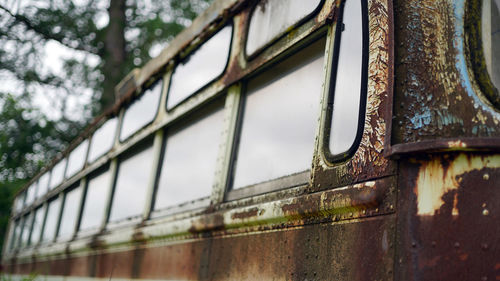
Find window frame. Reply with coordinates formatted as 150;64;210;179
165;22;234;111
322;0;369;163
225;31;328;201
244;0;325;60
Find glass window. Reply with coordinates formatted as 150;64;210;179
49;159;67;190
20;213;33;247
246;0;322;56
88;117;118;163
329;0;365;156
14;193;25;213
155;105;224;211
79;168;112;231
167;25;232;109
25;182;37;207
231;38;325;190
482;0;500;91
30;206;44;245
37;172;51;197
41;197;61;242
66;140;89;178
58;185;83;239
9;219;20;250
120;82;162;142
109;144;155;223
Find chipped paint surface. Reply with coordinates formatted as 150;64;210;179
415;154;500;215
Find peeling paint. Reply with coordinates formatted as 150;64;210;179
415;154;500;215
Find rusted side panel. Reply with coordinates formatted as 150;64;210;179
5;217;395;280
391;0;500;148
395;153;500;281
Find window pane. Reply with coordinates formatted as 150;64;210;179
120;82;162;142
25;182;37;207
482;0;500;90
246;0;322;56
49;159;67;190
80;169;112;231
9;219;20;250
167;26;232;109
109;145;154;222
88;117;118;163
329;0;364;155
37;172;51;197
58;185;83;239
30;207;44;245
232;38;325;189
20;214;32;247
66;140;89;178
155;106;224;210
41;197;61;242
14;193;25;213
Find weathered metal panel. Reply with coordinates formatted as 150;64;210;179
391;0;500;150
5;216;395;280
395;153;500;281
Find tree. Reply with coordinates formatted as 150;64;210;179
0;0;211;113
0;0;211;253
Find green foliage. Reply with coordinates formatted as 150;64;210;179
0;273;38;281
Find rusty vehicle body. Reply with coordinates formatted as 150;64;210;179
2;0;499;280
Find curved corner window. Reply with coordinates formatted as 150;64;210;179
230;37;325;196
80;168;112;231
37;171;51;197
109;143;154;223
246;0;323;57
49;159;67;190
41;196;61;243
120;81;162;142
30;206;44;246
327;0;367;159
154;103;224;214
88;117;118;163
58;183;83;239
482;0;500;98
167;25;232;110
66;140;89;179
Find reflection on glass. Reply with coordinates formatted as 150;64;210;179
25;182;37;207
49;159;67;190
232;38;325;189
30;207;44;245
38;172;51;197
120;82;162;142
246;0;322;56
41;197;61;242
20;214;32;247
58;185;83;239
9;219;20;249
88;117;118;163
14;193;25;213
155;107;224;210
482;0;500;90
80;169;112;231
109;145;154;222
167;26;232;109
66;140;89;178
329;0;364;155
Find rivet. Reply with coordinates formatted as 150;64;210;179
481;276;487;281
431;241;436;248
389;205;394;210
483;173;489;180
411;242;416;248
483;209;489;216
481;243;488;250
454;242;460;248
482;203;487;208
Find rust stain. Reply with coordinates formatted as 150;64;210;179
415;154;500;216
230;207;260;220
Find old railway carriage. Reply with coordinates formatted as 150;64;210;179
2;0;500;280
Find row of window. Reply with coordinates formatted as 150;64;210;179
8;0;365;251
